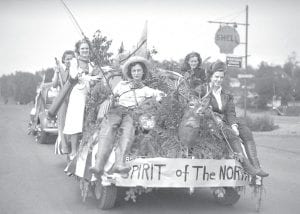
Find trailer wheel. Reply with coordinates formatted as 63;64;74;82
94;182;117;210
213;187;240;206
36;130;48;144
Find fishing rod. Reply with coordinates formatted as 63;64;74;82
60;0;114;95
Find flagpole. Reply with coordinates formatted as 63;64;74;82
120;21;148;63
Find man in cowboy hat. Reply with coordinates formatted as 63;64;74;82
90;56;164;176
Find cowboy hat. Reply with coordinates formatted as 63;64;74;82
122;56;150;80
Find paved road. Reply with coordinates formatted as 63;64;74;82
0;104;299;214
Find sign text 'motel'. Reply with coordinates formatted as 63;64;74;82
215;26;240;54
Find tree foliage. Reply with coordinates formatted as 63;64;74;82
0;30;113;105
90;30;113;66
254;52;300;108
0;71;42;104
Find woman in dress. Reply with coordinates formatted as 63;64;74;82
63;40;94;159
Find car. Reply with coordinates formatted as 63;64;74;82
28;82;59;144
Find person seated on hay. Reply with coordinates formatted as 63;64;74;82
89;56;165;176
195;60;268;177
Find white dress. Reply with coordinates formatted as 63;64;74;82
63;59;91;135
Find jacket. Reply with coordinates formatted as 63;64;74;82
198;83;237;126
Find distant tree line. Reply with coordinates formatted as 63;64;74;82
1;33;299;110
0;68;54;104
227;52;300;109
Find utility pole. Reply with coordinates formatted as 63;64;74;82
243;5;249;118
208;5;249;118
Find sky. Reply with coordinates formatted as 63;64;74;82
0;0;299;76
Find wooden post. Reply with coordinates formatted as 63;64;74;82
244;5;249;118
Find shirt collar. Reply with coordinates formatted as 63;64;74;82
209;83;222;94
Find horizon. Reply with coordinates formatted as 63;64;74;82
0;0;299;76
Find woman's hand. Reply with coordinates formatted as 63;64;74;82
231;124;239;136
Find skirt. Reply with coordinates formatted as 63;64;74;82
63;84;87;135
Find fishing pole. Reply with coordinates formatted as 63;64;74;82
59;0;114;95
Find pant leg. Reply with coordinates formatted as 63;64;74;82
237;118;262;168
58;100;69;152
221;125;259;176
98;113;123;147
222;125;243;147
115;114;135;165
237;118;253;143
92;112;123;172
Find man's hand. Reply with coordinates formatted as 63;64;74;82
231;124;239;136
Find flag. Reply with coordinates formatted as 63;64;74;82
118;41;124;54
134;20;148;58
120;21;148;63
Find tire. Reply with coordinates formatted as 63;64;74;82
213;187;240;206
37;130;48;144
94;182;118;210
36;130;57;144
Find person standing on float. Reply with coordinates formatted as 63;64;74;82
63;40;94;160
52;50;75;155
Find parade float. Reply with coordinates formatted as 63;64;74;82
65;67;264;211
50;1;265;211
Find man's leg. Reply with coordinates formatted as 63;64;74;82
112;114;135;174
89;113;122;176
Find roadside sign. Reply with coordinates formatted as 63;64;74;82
215;26;240;54
238;74;254;79
226;56;242;68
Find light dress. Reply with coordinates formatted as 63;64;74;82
63;58;92;135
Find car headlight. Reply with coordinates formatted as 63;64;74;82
139;114;156;130
46;119;57;128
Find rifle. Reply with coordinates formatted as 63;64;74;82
48;75;77;118
54;57;64;88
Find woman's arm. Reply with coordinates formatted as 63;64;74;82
69;59;79;79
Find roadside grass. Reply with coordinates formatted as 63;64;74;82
244;115;279;132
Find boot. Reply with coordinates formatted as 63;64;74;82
89;126;115;177
230;139;262;177
244;140;269;177
111;146;131;174
111;121;135;174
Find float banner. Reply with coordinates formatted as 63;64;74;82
116;158;251;187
